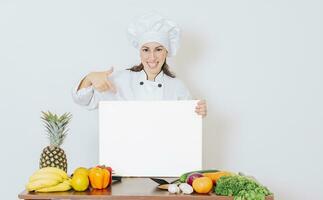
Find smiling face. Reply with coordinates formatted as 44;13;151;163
140;42;168;80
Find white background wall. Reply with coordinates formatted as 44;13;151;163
0;0;322;199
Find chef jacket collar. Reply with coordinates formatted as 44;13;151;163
139;69;164;83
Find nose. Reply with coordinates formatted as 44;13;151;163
148;51;157;60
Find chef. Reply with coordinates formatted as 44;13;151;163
72;13;207;117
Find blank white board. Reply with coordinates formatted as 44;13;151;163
99;100;202;177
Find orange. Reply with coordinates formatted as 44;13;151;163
71;174;89;191
203;171;233;184
192;177;213;194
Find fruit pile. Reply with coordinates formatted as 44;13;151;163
26;166;112;192
26;112;114;193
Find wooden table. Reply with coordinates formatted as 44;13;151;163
19;177;274;200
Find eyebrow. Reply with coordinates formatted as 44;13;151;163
141;45;164;49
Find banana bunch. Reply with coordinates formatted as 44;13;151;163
26;167;71;192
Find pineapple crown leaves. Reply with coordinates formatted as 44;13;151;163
41;111;72;147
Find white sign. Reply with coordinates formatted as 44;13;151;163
99;100;202;177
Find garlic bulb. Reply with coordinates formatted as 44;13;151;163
179;183;193;194
168;184;180;194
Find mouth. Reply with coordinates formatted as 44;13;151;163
147;62;159;69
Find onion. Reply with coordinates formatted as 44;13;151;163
186;172;204;185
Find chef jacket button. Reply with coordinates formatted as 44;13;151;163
140;81;144;85
158;83;162;88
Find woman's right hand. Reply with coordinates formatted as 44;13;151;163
78;68;116;93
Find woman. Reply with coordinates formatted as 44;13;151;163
72;13;207;117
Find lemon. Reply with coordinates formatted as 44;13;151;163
73;167;89;177
71;174;89;191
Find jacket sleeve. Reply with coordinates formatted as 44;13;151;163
71;76;117;110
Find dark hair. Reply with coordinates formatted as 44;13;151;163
127;62;176;78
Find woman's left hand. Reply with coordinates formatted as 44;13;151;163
195;100;207;117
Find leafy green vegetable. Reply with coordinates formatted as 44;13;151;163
214;175;272;200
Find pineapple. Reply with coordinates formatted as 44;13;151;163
39;111;72;172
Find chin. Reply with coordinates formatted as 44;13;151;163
144;65;162;73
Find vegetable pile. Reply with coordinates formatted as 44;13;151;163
214;175;272;200
167;169;273;199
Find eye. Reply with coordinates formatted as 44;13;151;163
156;48;163;52
142;48;149;52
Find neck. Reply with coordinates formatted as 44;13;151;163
147;74;156;81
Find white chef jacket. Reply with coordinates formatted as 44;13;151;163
72;69;192;110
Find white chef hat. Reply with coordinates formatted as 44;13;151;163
127;12;181;57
